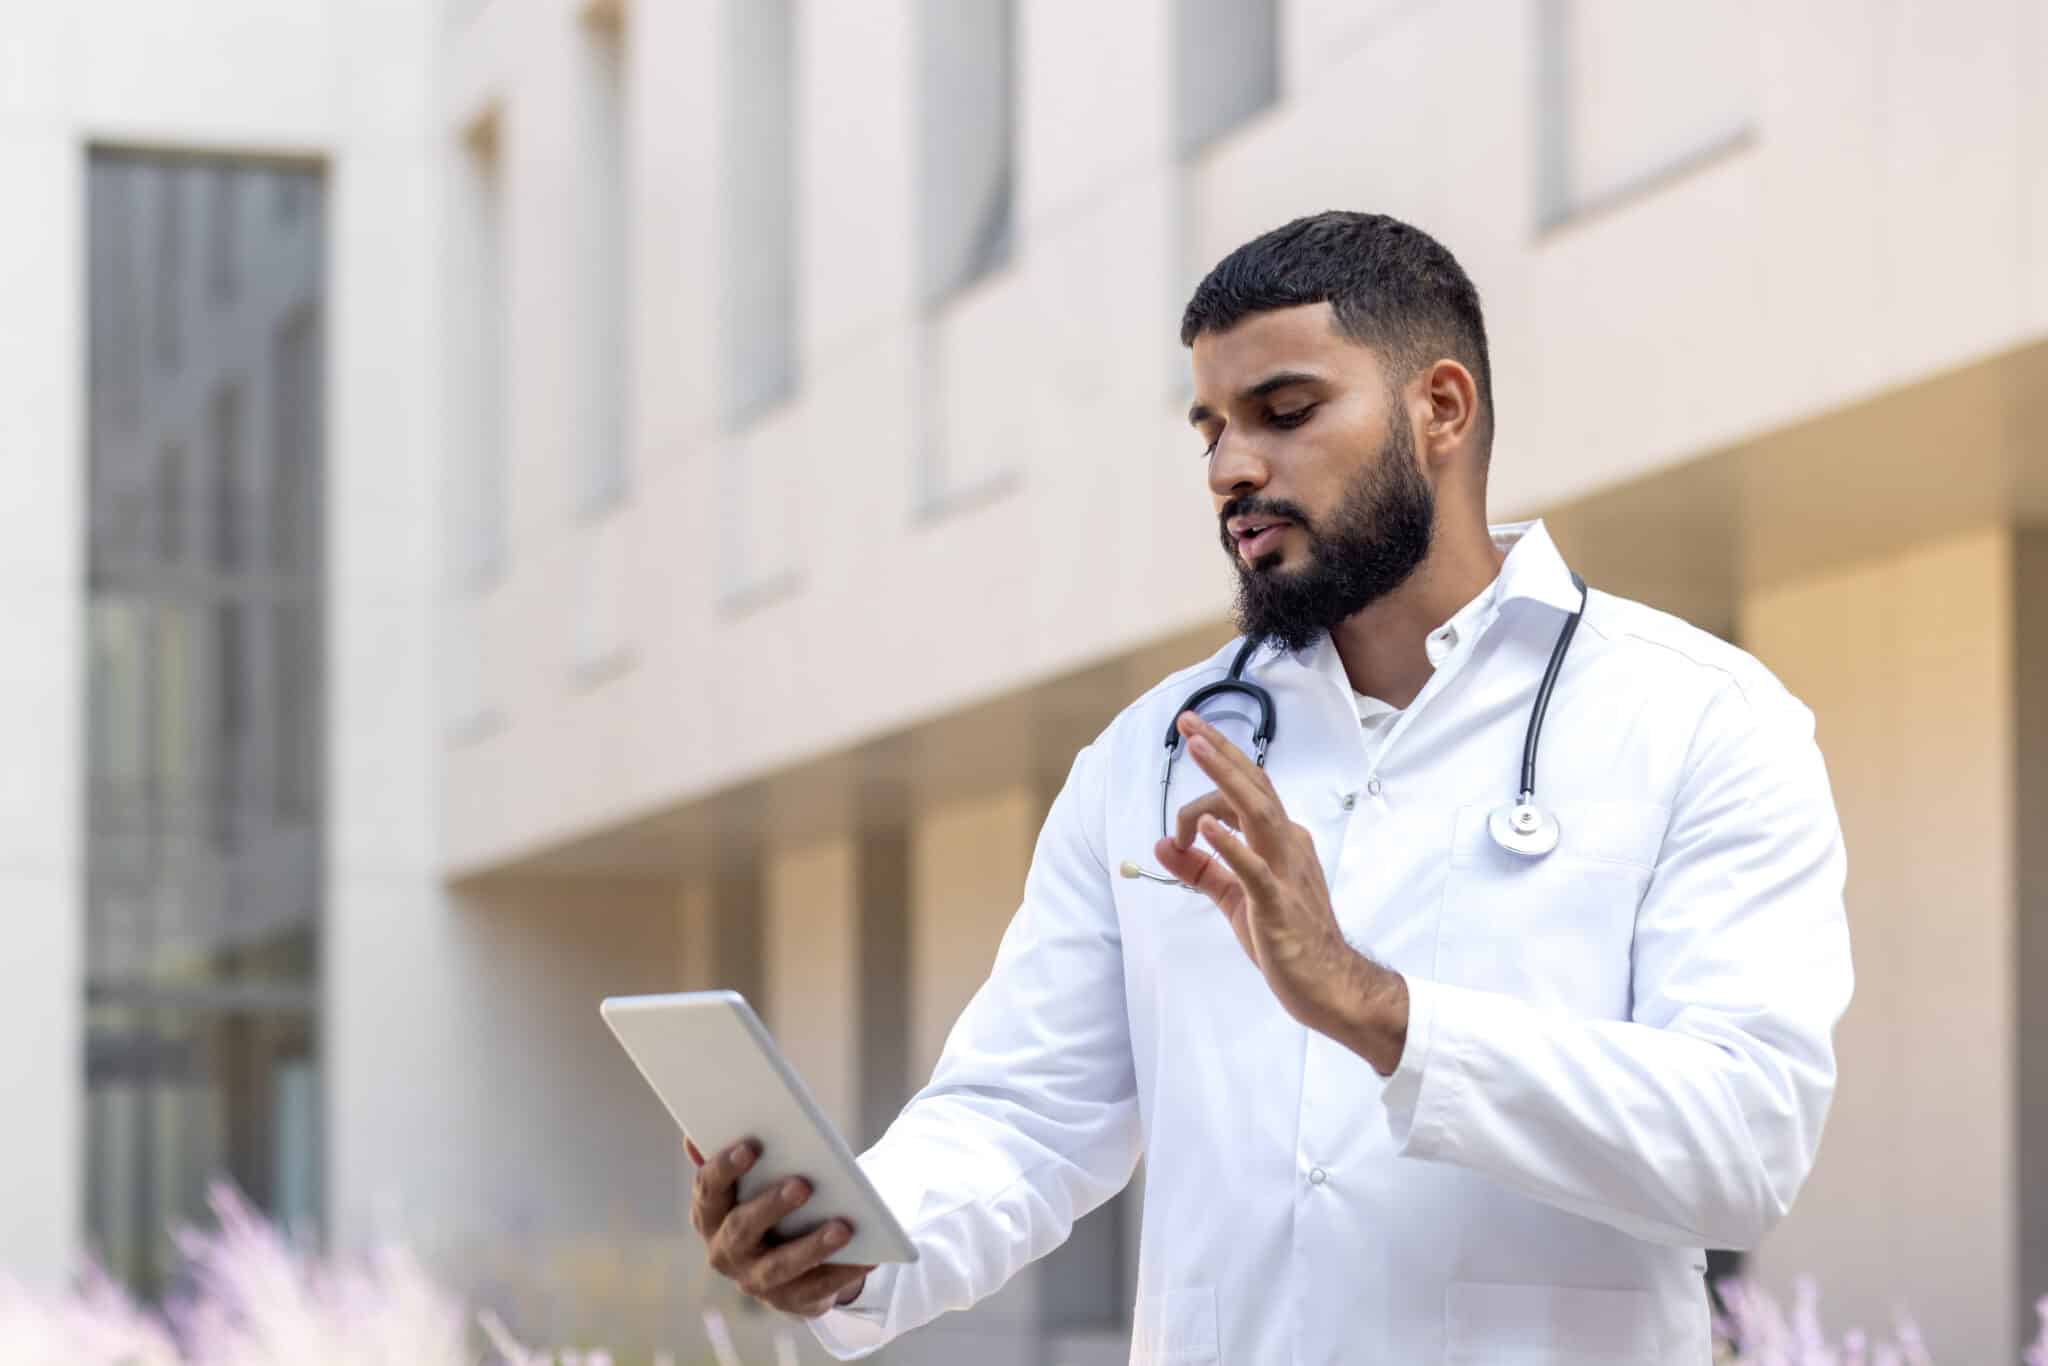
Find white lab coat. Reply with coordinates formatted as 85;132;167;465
812;520;1852;1364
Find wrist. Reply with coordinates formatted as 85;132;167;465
1317;949;1408;1075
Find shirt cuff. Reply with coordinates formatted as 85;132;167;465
1380;974;1446;1153
805;1262;898;1360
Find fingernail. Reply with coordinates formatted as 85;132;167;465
784;1178;807;1200
1189;736;1209;757
825;1222;850;1246
731;1145;754;1168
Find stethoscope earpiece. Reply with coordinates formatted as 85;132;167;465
1118;860;1188;888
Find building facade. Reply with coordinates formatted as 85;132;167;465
3;0;2045;1360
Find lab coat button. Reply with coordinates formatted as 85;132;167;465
1340;793;1356;810
1309;1167;1327;1186
1366;777;1383;798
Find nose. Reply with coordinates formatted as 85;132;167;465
1205;430;1269;500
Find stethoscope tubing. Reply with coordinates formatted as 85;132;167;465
1125;573;1591;886
1517;573;1589;805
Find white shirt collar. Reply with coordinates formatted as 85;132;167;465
1485;518;1584;617
1281;518;1582;695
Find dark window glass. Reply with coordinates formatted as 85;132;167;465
156;443;185;562
153;166;183;372
85;150;324;1299
272;600;318;822
915;0;1015;308
719;0;797;427
211;383;242;571
1172;0;1279;158
270;306;318;572
208;166;238;305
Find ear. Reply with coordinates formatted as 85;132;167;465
1417;358;1481;468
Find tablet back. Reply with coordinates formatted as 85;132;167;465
600;989;918;1266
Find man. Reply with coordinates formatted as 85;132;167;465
688;211;1853;1362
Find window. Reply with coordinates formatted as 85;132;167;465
153;165;184;371
272;600;319;822
208;166;238;305
575;0;631;514
915;0;1015;309
93;160;143;430
1535;0;1755;228
85;151;326;1298
156;442;185;562
273;166;310;224
454;113;508;586
1172;0;1279;159
210;383;243;571
270;305;319;572
718;0;798;429
214;599;248;798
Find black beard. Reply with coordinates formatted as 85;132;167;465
1221;422;1436;654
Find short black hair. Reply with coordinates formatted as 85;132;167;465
1180;211;1494;451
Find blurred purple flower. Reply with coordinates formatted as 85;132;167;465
2025;1295;2048;1366
0;1262;181;1365
8;1195;2047;1366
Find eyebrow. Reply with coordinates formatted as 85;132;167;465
1186;370;1326;427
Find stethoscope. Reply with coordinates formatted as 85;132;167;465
1118;573;1590;888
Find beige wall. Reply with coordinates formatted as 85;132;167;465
0;114;83;1280
887;782;1060;1362
443;0;2048;878
331;878;690;1255
0;0;446;1282
764;834;861;1137
908;785;1042;1082
1742;528;2019;1363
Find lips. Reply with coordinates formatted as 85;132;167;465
1232;519;1293;560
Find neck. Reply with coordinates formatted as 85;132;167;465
1327;519;1505;708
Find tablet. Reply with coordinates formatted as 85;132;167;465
600;989;918;1266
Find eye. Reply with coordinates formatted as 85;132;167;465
1271;405;1317;429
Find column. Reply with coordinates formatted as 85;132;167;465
763;834;861;1138
1741;527;2019;1363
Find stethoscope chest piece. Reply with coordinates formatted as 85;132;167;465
1489;801;1561;857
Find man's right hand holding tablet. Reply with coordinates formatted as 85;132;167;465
688;1136;876;1317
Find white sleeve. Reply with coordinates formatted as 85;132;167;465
1381;677;1853;1250
810;742;1141;1359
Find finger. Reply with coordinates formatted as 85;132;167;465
720;1176;814;1258
691;1140;758;1236
686;1137;705;1168
773;1262;872;1318
1176;711;1276;793
1155;834;1241;905
1197;814;1281;902
743;1218;854;1296
1171;789;1239;851
1180;729;1287;849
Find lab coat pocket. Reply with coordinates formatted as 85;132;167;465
1437;801;1667;1017
1444;1281;1659;1364
1132;1286;1218;1363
